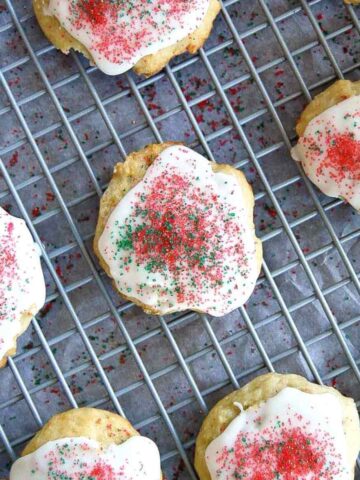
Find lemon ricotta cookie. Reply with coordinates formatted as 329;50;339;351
292;79;360;210
94;143;262;317
195;373;360;480
33;0;221;76
9;408;162;479
0;207;46;368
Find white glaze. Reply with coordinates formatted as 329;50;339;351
10;435;161;479
0;208;46;363
98;145;259;316
205;387;350;480
45;0;210;75
292;95;360;210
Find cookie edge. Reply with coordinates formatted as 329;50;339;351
0;307;39;369
296;79;360;137
21;407;139;456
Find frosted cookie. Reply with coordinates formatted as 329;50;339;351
195;373;360;480
0;207;46;368
10;407;162;479
292;79;360;210
33;0;221;77
94;143;262;317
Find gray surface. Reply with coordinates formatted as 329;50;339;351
0;0;360;478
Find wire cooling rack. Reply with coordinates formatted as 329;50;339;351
0;0;360;478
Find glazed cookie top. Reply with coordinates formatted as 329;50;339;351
292;95;360;210
205;387;350;480
45;0;210;75
98;145;259;316
0;207;45;361
10;435;161;479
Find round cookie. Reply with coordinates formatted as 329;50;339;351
195;372;360;480
10;408;162;479
0;207;46;368
33;0;221;77
94;143;262;317
292;79;360;210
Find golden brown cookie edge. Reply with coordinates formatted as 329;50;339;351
33;0;91;60
22;408;139;456
296;79;360;137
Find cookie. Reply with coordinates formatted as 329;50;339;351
292;80;360;210
195;372;360;480
94;143;262;317
0;207;46;368
10;407;162;479
33;0;221;77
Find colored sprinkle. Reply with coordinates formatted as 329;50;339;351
322;133;360;181
215;426;343;480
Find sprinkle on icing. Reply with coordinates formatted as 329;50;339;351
45;0;210;75
292;95;360;210
0;208;45;363
10;435;161;480
205;388;350;480
322;133;360;180
98;146;259;316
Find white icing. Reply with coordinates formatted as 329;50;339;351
291;95;360;210
45;0;210;75
205;387;350;480
10;435;161;479
98;145;259;316
0;208;46;363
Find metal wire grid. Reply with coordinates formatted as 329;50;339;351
0;0;359;477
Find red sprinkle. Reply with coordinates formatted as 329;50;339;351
89;462;116;479
9;151;19;167
216;426;344;480
128;171;244;304
0;219;18;339
78;0;111;25
323;133;360;181
66;0;207;68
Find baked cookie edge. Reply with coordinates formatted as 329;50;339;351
296;79;360;137
22;407;138;456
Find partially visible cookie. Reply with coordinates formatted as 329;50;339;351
10;408;162;479
292;80;360;210
295;80;360;137
195;373;360;480
94;143;262;317
21;408;138;455
344;0;360;4
0;207;46;368
33;0;221;77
